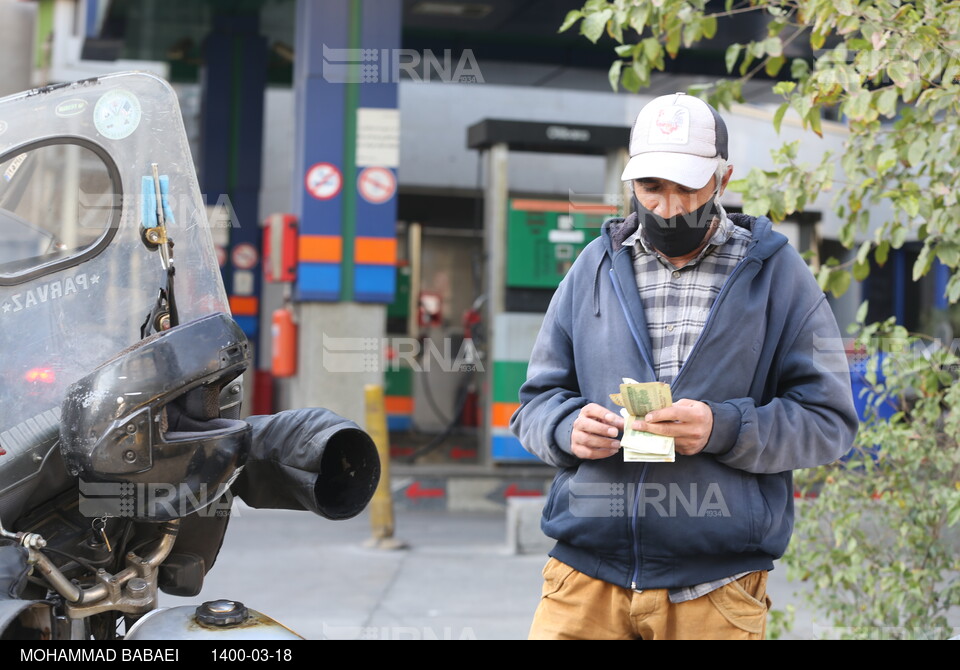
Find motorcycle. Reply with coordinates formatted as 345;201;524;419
0;72;380;641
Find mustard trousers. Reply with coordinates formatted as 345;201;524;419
529;558;772;640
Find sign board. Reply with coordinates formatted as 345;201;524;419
305;162;343;200
231;243;259;270
357;167;397;204
356;108;400;168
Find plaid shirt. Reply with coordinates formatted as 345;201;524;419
622;210;752;385
622;210;755;603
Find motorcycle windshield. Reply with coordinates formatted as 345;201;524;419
0;73;230;490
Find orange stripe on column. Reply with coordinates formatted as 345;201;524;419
385;396;414;414
229;296;259;316
492;402;521;428
355;237;397;265
299;235;343;263
510;199;619;215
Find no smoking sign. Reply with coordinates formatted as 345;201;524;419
357;167;396;205
305;162;342;200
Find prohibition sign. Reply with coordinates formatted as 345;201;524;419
231;243;259;270
305;162;342;200
357;167;396;204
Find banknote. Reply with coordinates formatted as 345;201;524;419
610;379;675;463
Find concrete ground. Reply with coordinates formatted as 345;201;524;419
162;501;912;640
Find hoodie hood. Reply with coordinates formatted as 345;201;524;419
589;211;789;318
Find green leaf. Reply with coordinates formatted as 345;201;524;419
745;195;772;217
936;243;960;268
876;88;898;118
907;140;926;168
666;24;682;58
891;225;907;249
558;9;582;33
642;37;662;63
621;65;641;93
810;29;826;51
948;500;960;528
948;275;960;303
843;91;871;121
765;56;786;77
831;269;851;298
913;245;934;281
875;240;890;266
701;15;718;40
725;43;743;74
773;102;789;133
888;60;918;88
772;81;796;96
581;9;613;43
632;58;651;88
853;259;871;282
608;60;623;92
807;108;823;138
764;37;783;58
877;149;898;174
856;240;873;265
856;300;870;325
791;58;810;80
837;14;860;35
628;4;651;34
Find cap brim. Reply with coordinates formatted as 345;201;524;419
620;152;720;189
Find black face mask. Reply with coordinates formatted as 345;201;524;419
633;194;718;258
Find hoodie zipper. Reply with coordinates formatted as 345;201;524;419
606;247;757;590
628;462;649;590
607;252;655;590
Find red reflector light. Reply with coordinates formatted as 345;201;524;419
25;367;56;383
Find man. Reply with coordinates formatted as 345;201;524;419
510;93;858;640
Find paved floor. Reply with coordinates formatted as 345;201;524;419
163;502;858;640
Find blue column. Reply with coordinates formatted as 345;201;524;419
200;12;268;342
293;0;400;304
933;258;950;311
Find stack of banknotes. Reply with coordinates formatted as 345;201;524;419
609;378;674;462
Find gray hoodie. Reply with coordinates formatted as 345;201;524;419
510;213;858;590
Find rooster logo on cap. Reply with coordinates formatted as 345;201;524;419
655;107;686;137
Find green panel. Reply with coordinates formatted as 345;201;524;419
506;200;607;289
339;0;363;301
385;364;413;397
387;264;411;319
36;0;55;70
493;360;529;403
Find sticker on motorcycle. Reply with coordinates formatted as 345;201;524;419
55;99;88;118
0;273;98;314
94;89;142;140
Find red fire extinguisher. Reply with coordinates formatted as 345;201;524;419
271;305;297;378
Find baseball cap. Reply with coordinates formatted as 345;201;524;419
621;92;729;189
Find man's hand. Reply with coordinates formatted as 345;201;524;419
570;403;624;460
632;399;714;456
